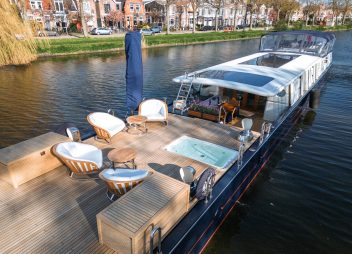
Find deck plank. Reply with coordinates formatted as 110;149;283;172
0;114;258;253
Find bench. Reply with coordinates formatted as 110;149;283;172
0;132;70;188
97;171;189;254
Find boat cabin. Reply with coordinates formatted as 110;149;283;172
172;31;335;132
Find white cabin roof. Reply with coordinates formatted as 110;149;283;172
173;52;321;97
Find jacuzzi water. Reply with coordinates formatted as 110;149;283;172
164;136;238;169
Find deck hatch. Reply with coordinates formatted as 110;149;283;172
239;53;300;68
198;70;274;87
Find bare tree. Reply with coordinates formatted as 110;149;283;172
163;0;177;34
71;0;88;36
206;0;225;31
303;0;321;26
106;10;124;28
189;0;202;33
231;0;242;28
340;0;352;24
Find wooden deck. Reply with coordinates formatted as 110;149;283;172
0;114;258;253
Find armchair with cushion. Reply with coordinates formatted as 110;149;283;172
219;98;240;124
87;112;126;142
138;99;168;125
53;141;103;178
99;168;150;201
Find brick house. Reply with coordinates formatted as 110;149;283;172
25;0;68;31
124;0;146;30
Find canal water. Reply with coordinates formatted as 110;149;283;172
0;32;351;253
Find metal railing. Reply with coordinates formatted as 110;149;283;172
150;226;162;254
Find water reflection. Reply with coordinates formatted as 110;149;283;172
0;39;259;148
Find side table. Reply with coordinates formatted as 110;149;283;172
107;148;136;169
126;115;148;135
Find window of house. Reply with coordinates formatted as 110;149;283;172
116;3;120;11
136;4;140;12
104;4;111;14
30;0;42;10
83;2;90;12
130;3;134;12
54;0;64;12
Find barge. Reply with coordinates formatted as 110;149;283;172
0;31;335;253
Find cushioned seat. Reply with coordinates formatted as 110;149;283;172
138;99;168;125
53;142;103;177
99;168;150;201
87;112;125;142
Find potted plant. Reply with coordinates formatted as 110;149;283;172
188;104;202;118
201;107;219;122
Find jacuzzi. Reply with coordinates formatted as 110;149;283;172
164;136;238;170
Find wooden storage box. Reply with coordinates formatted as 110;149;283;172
0;132;70;188
97;172;190;254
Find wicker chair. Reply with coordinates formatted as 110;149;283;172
99;168;150;201
138;99;168;125
53;142;103;178
87;112;126;143
219;98;240;124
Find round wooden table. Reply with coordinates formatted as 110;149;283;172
126;115;148;134
107;148;137;169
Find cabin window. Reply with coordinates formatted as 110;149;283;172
300;76;304;95
310;66;315;86
290;79;301;105
303;71;309;91
263;89;289;122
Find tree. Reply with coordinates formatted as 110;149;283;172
340;0;352;24
189;0;202;33
163;0;177;34
0;0;38;65
230;0;242;28
70;0;88;36
259;0;297;23
247;1;258;29
281;0;300;26
303;0;321;26
106;10;124;28
206;0;229;31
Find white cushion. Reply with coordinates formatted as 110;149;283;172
140;99;167;121
145;113;165;120
88;112;125;137
56;142;103;168
102;168;149;181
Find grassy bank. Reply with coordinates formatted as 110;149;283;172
37;30;265;56
36;25;349;56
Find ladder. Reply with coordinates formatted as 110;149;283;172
172;81;193;114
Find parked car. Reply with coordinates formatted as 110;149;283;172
223;26;234;32
140;28;154;36
151;26;162;33
90;27;112;35
37;30;59;37
200;26;215;31
236;24;250;30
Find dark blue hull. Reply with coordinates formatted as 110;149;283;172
161;83;320;253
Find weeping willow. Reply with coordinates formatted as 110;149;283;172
0;1;40;66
